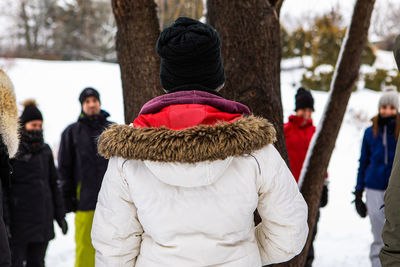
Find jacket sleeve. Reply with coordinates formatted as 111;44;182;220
58;127;77;212
47;146;66;222
254;145;308;265
356;129;370;192
380;138;400;266
91;157;143;267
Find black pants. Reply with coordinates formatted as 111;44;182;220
304;210;320;267
0;191;11;267
11;242;48;267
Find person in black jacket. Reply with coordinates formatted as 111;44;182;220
58;87;112;267
8;100;67;267
0;69;19;267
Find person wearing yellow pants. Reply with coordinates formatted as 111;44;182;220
75;211;95;267
58;88;112;267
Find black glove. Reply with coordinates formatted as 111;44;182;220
354;190;367;218
320;185;328;208
57;218;68;235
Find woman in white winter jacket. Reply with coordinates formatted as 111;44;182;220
91;17;308;267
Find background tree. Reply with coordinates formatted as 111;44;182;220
371;0;400;50
53;0;116;61
155;0;204;29
294;0;376;266
280;25;293;59
3;0;116;61
291;27;312;59
207;0;289;165
296;10;376;91
111;0;162;123
16;0;58;58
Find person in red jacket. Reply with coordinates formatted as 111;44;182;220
284;87;328;267
284;88;316;183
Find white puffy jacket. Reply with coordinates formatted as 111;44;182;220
92;115;308;267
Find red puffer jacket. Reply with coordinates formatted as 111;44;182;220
284;115;316;183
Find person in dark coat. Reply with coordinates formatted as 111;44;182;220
58;88;112;267
284;87;328;267
380;34;400;267
355;86;399;267
0;69;19;267
8;100;67;267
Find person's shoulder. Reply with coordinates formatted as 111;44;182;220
105;119;115;126
40;144;53;157
252;144;283;167
284;120;293;134
364;126;373;135
62;122;79;135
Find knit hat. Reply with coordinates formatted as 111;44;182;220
379;85;399;110
156;17;226;93
20;99;43;125
295;87;314;111
79;87;100;104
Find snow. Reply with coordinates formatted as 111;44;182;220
314;64;334;74
373;50;398;70
0;54;391;266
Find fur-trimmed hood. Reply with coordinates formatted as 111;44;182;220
98;115;276;163
0;69;19;158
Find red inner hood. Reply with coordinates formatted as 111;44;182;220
133;104;242;130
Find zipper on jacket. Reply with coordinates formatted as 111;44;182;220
383;125;388;165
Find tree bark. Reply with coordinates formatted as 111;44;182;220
207;0;289;166
111;0;162;124
289;0;376;266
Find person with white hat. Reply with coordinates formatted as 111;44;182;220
355;85;399;267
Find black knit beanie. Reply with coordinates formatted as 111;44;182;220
156;17;226;93
295;87;314;111
79;87;100;104
20;99;43;125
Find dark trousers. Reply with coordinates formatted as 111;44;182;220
304;210;320;267
11;242;48;267
0;183;11;267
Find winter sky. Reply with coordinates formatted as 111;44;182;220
281;0;399;24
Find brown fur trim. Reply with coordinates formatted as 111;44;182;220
98;115;276;163
22;99;38;108
0;69;19;158
372;114;400;140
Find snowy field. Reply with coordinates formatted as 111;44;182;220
0;51;395;266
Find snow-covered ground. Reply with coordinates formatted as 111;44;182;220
0;51;395;266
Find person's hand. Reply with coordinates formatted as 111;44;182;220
354;190;367;218
57;218;68;235
320;185;328;208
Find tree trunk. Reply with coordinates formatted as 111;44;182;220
206;0;289;165
111;0;162;124
289;0;376;266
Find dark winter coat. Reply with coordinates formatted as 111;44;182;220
0;69;20;267
380;134;400;266
356;115;400;192
8;132;65;245
284;115;316;182
58;110;112;212
0;141;11;267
